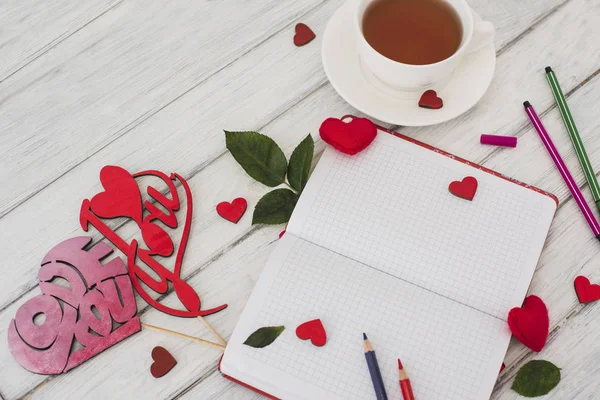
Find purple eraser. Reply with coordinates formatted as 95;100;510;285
480;134;517;148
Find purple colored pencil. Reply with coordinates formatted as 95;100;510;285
524;101;600;240
480;134;517;148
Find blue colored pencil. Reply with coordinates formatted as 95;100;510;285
363;333;388;400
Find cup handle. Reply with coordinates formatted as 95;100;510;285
465;9;495;55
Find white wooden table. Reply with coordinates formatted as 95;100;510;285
1;0;600;398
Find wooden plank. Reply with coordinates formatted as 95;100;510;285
0;0;121;82
0;0;565;219
0;0;328;218
0;0;568;311
177;369;263;400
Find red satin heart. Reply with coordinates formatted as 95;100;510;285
418;90;443;109
319;117;377;155
216;198;247;223
150;346;177;378
293;23;315;46
574;276;600;303
296;319;327;347
507;295;549;352
448;176;478;201
90;166;143;224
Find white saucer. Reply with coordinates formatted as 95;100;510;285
322;2;496;126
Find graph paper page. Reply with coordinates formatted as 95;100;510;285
222;236;511;400
288;130;556;319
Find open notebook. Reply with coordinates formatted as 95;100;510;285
220;124;557;400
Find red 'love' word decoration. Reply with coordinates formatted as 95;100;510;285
8;237;141;374
80;166;227;318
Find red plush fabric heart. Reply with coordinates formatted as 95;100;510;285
293;23;315;46
448;176;478;201
150;346;177;378
90;165;143;224
574;276;600;303
319;117;377;155
296;319;327;347
507;295;549;352
418;90;443;109
216;198;247;223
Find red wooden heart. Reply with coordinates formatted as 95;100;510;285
319;117;377;155
90;166;143;224
448;176;478;201
507;295;549;352
418;90;443;109
574;276;600;303
296;319;327;347
293;23;315;46
150;346;177;378
216;198;247;223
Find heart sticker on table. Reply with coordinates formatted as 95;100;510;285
89;165;143;224
319;117;377;155
574;276;600;303
448;176;478;201
216;197;247;223
296;319;327;347
418;90;443;109
507;295;549;352
293;23;316;46
150;346;177;378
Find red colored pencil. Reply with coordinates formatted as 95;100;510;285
398;358;415;400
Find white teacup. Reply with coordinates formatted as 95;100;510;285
355;0;495;91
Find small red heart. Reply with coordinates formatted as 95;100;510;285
296;319;327;347
216;198;247;223
90;166;143;224
150;346;177;378
507;295;549;352
574;276;600;303
448;176;478;201
319;117;377;155
418;90;443;109
293;23;315;46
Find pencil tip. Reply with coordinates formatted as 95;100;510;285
363;332;367;340
523;101;531;109
545;66;553;73
398;358;403;369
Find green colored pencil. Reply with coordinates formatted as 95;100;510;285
545;66;600;213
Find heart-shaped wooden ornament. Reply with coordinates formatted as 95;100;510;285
90;166;143;224
418;90;443;109
296;319;327;347
216;198;247;223
507;295;549;352
319;117;377;155
574;276;600;303
293;23;315;46
150;346;177;378
448;176;478;201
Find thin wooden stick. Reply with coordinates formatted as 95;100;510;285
142;323;226;351
197;315;228;345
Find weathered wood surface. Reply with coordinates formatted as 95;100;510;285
1;0;600;398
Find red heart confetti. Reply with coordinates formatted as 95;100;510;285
319;117;377;155
418;90;443;109
574;276;600;303
216;198;247;223
507;295;549;352
293;23;315;46
150;346;177;378
89;166;143;224
448;176;478;201
296;319;327;347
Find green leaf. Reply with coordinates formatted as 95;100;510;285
252;189;299;225
512;360;561;397
225;131;288;187
243;326;285;348
287;134;314;192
